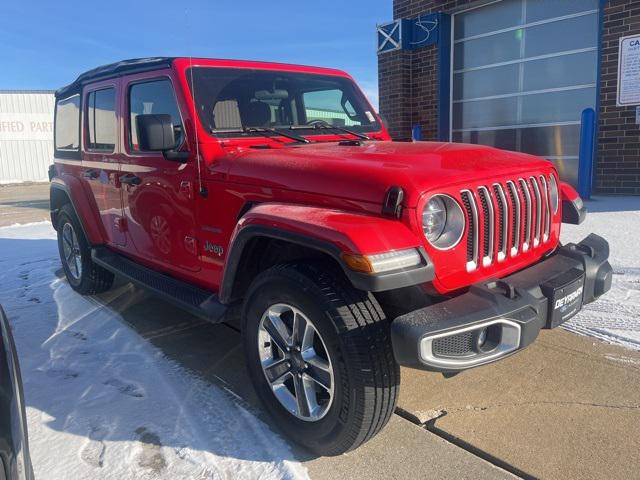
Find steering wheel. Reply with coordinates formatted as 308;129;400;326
304;119;331;126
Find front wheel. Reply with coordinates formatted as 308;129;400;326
241;262;400;455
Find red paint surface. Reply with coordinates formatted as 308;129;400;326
54;57;565;294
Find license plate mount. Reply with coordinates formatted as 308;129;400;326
541;268;585;328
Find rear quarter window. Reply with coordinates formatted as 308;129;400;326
54;94;80;152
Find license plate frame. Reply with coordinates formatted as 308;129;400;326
541;268;585;328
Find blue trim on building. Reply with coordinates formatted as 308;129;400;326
436;13;451;142
590;0;606;195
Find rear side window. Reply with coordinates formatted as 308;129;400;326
129;79;183;151
86;88;117;151
54;95;80;151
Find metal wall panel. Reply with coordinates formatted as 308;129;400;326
0;92;55;183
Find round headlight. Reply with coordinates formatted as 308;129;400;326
422;194;465;250
549;174;559;214
423;196;446;242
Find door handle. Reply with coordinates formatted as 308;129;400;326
119;173;141;186
82;169;99;180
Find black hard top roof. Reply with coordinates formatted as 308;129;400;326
55;57;175;98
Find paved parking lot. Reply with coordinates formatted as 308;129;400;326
2;183;639;479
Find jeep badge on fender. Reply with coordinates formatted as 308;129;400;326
49;57;612;455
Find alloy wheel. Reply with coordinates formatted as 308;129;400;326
62;222;82;280
257;303;334;421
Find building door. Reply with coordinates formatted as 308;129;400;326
450;0;599;186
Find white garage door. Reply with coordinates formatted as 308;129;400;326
451;0;599;186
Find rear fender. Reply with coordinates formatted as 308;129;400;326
50;175;105;245
219;203;433;302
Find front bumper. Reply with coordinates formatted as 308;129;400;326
391;234;612;372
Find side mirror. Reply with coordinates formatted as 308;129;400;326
136;114;176;151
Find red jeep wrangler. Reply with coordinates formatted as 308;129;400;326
49;57;612;455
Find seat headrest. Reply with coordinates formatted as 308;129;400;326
244;101;271;127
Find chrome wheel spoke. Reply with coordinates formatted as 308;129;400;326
263;311;291;353
264;358;291;384
293;374;312;418
305;357;332;391
62;223;82;280
292;312;309;348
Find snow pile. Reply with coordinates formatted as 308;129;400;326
0;222;308;480
561;196;640;351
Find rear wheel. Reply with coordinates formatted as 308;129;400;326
57;204;114;295
242;262;400;455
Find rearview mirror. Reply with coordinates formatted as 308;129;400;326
136;114;176;151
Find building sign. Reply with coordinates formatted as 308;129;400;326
408;14;439;48
377;13;443;54
377;20;405;54
617;34;640;106
0;113;53;141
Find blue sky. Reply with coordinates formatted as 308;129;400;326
0;0;391;107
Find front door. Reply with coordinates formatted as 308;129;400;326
82;80;126;247
119;73;200;273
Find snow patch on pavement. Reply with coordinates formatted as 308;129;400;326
0;222;308;480
561;196;640;351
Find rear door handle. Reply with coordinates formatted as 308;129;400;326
82;169;99;179
119;173;141;186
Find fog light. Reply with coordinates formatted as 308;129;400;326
476;328;488;349
474;324;502;353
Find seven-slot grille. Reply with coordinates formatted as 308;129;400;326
461;175;554;272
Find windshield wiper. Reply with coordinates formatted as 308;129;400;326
291;120;370;140
210;126;310;144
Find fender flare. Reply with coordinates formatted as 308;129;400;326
219;204;434;302
50;176;105;245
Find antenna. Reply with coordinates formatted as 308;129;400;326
185;7;207;197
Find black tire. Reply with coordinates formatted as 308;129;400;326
56;203;114;295
241;262;400;455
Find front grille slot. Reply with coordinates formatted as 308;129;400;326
459;174;554;270
540;175;551;241
518;178;532;252
493;183;509;262
506;181;520;256
478;187;494;267
530;176;543;246
460;190;479;272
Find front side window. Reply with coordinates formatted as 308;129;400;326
54;94;80;151
188;67;379;138
129;79;183;151
86;88;116;151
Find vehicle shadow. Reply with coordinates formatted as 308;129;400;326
0;236;316;478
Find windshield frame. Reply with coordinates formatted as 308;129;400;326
186;66;382;141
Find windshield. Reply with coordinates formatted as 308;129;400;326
187;67;380;138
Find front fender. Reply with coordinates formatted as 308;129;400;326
219;203;434;301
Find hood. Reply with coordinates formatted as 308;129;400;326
225;141;554;207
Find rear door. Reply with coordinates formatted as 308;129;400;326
82;80;126;246
120;72;200;273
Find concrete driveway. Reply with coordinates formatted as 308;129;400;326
2;183;639;479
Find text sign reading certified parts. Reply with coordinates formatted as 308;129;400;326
617;34;640;106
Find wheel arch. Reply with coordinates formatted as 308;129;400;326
219;203;434;304
50;177;105;245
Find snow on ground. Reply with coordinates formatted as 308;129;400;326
0;222;308;480
561;196;640;351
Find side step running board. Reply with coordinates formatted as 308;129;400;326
92;246;227;322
